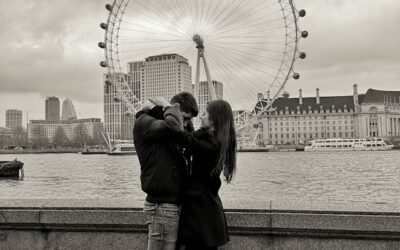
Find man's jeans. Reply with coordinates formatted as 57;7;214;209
143;201;180;250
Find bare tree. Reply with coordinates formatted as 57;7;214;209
53;126;70;148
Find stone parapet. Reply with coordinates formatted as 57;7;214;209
1;199;400;249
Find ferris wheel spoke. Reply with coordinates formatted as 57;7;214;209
207;46;272;99
206;0;251;37
118;38;187;45
119;17;187;39
207;39;286;54
208;42;285;55
206;50;255;108
197;0;225;35
125;3;188;37
210;0;280;37
117;41;191;61
164;0;193;32
207;42;285;71
144;0;190;36
214;25;286;40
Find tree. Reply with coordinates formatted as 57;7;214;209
87;127;107;146
53;126;70;148
73;123;89;147
31;125;49;148
11;126;28;146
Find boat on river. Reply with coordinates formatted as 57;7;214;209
0;159;24;177
81;145;107;155
107;140;136;155
305;138;394;152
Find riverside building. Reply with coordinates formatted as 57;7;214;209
194;80;223;127
27;118;103;143
103;73;135;141
140;54;192;101
6;109;23;131
61;98;77;120
45;97;60;121
254;85;400;145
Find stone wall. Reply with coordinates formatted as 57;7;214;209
1;199;400;250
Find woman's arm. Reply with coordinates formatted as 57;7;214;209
177;130;220;157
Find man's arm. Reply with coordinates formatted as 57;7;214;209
139;106;183;141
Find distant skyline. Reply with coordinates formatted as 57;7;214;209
1;0;400;127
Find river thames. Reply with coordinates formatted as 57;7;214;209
0;151;399;207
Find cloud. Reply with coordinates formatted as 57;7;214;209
0;0;399;126
0;0;107;103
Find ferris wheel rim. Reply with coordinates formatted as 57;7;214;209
101;0;305;129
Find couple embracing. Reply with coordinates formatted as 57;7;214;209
133;92;237;250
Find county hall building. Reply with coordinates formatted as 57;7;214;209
255;85;400;145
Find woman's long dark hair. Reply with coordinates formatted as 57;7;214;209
206;100;237;183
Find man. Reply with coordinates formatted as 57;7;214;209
133;92;198;250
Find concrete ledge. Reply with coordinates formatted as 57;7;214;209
1;199;400;250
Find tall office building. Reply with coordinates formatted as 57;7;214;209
6;109;23;131
45;97;60;121
61;98;77;120
194;80;223;127
141;54;192;101
104;54;192;140
103;73;134;140
128;61;144;102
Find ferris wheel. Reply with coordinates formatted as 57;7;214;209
99;0;307;132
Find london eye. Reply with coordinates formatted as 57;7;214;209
99;0;307;135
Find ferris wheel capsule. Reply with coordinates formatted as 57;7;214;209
293;72;300;80
299;9;306;17
105;4;113;11
100;23;108;30
299;52;306;59
105;80;112;86
113;97;121;103
100;61;108;67
98;42;106;49
301;31;308;38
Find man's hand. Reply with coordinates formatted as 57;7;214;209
150;97;172;108
141;99;156;110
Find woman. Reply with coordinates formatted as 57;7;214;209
174;100;237;250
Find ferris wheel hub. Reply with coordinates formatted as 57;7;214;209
193;34;204;49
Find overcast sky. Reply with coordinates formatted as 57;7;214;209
0;0;399;127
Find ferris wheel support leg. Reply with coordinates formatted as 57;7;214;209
194;50;201;97
202;54;217;101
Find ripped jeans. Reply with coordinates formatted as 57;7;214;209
143;201;180;250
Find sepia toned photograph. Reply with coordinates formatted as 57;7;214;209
0;0;399;249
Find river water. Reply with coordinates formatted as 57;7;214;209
0;151;399;207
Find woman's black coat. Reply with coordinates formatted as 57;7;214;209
176;128;229;247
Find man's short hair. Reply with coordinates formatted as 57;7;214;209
170;92;198;117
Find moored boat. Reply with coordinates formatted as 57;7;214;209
81;145;107;155
107;140;136;155
0;160;24;177
305;138;394;152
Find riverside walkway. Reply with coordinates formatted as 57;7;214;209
1;199;400;249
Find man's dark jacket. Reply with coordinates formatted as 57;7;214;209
133;106;186;204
